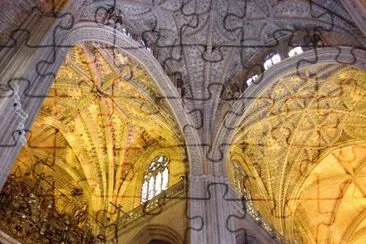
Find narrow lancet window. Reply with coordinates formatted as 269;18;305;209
246;74;259;87
264;54;281;70
141;155;169;203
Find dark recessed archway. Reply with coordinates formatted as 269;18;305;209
148;240;173;244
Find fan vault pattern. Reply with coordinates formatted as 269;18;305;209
1;41;187;236
0;0;366;243
229;64;366;243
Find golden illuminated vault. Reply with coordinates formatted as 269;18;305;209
229;64;366;243
5;42;187;235
1;1;366;243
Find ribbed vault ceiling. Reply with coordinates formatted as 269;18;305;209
229;64;366;243
8;42;186;229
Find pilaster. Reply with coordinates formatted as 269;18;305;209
188;175;236;244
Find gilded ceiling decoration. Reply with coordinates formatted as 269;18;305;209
0;171;97;243
294;143;366;243
229;64;366;243
0;42;186;238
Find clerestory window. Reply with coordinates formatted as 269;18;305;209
141;155;169;203
246;74;259;87
288;46;303;57
264;53;281;70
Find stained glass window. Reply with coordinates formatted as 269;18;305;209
141;155;169;203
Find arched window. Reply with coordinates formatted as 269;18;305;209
288;46;303;57
141;155;169;203
246;74;259;87
264;53;281;70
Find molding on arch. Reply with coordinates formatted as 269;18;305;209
0;22;204;193
211;46;366;177
0;10;203;243
65;23;204;175
342;208;366;243
130;224;183;244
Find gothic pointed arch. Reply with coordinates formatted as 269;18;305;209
223;61;366;242
131;224;183;244
0;39;190;241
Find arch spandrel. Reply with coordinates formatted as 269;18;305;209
228;64;366;242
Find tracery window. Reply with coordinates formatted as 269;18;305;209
288;46;303;57
264;53;281;70
141;155;169;203
246;74;259;87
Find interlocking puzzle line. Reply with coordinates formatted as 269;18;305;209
0;0;365;243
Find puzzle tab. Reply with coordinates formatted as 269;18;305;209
0;0;366;243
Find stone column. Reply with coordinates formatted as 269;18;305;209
188;175;237;244
0;8;72;189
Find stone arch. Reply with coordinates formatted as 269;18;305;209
0;6;203;243
207;3;366;147
212;46;366;178
131;224;183;244
65;22;203;175
0;21;203;191
214;52;366;241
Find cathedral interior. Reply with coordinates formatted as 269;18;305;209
0;0;366;243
